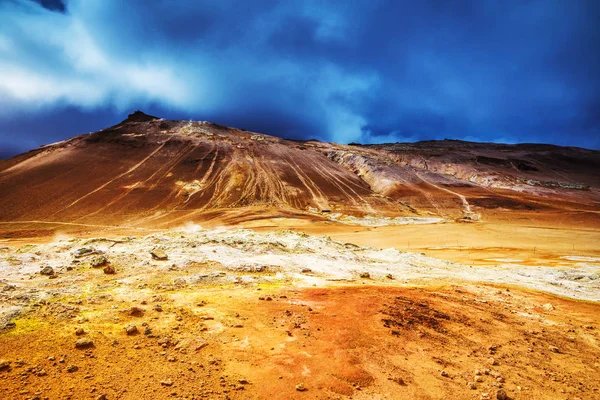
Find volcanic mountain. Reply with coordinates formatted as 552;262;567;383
1;111;599;232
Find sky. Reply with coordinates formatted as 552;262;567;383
0;0;599;158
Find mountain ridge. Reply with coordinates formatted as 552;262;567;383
1;112;599;232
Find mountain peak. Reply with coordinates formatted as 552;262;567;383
125;110;160;123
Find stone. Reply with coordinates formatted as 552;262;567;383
496;389;508;400
66;365;78;373
74;247;95;258
301;268;312;273
0;359;10;370
488;357;498;366
125;324;139;335
295;382;307;392
548;345;560;353
542;303;554;311
96;394;107;400
359;272;370;279
75;338;94;349
440;370;449;377
40;266;54;276
160;379;174;387
129;307;144;317
151;249;168;260
75;327;85;336
103;265;116;274
90;255;108;268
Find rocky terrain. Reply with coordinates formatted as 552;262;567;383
1;112;599;399
1;227;599;399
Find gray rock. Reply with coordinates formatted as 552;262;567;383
74;247;95;258
90;255;108;268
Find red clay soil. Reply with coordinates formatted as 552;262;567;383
1;284;599;400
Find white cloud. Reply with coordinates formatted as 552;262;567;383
0;0;191;113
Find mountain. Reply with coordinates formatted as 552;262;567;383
1;111;599;230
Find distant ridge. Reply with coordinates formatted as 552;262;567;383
0;112;599;230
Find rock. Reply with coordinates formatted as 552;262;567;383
295;382;307;392
474;375;483;382
386;273;394;280
467;382;477;390
103;265;116;274
359;272;370;279
542;303;554;311
549;345;560;353
488;357;498;366
90;255;108;268
129;307;144;317
96;394;107;400
440;370;449;377
151;249;168;260
75;327;85;336
66;364;78;373
496;389;508;400
238;379;248;384
125;324;138;335
0;359;10;370
74;247;95;258
301;268;312;274
75;338;94;349
173;277;187;287
40;266;54;276
153;304;163;312
160;379;174;387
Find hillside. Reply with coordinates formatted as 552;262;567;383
1;111;599;234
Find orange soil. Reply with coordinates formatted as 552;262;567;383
1;284;599;399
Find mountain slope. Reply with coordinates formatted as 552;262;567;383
1;112;599;230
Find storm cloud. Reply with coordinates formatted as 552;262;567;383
1;0;599;156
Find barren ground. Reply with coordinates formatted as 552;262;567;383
1;217;599;400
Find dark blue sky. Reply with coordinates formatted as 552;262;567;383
1;0;599;157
